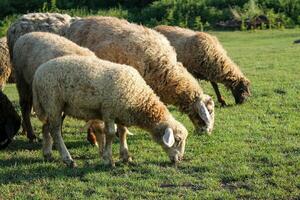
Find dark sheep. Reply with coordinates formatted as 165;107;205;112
0;91;21;149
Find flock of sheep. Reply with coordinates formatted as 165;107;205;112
0;13;251;167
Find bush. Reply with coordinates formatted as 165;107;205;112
0;0;300;31
138;0;228;30
0;0;47;19
0;15;19;37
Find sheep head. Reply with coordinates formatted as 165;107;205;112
231;78;251;104
188;94;215;135
152;120;188;164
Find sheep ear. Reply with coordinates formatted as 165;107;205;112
196;101;211;125
163;128;175;147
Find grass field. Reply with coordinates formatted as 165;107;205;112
1;29;300;199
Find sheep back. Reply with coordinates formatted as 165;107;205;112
13;32;94;86
66;17;204;104
154;25;248;87
7;13;78;60
33;55;169;129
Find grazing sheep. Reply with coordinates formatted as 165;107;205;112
154;25;251;106
32;55;188;167
0;37;11;90
12;32;94;142
0;91;21;149
66;16;214;134
13;32;132;163
7;12;76;61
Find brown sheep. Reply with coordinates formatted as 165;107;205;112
0;91;21;149
0;37;11;90
154;25;251;106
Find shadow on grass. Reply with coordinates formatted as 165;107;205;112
0;137;154;185
5;138;41;151
0;155;116;185
0;130;210;185
5;138;93;152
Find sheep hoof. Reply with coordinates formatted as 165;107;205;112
102;159;115;168
64;160;78;168
43;153;54;162
219;97;227;107
28;135;40;143
21;129;27;136
120;151;132;163
120;156;133;163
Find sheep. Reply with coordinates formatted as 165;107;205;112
7;12;77;63
66;16;214;134
32;55;189;167
0;90;21;149
154;25;251;106
0;37;11;90
12;32;95;142
13;32;134;163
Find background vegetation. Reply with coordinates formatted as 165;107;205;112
1;0;300;35
1;28;300;200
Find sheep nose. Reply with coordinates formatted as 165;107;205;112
170;154;179;163
178;155;183;161
195;127;211;135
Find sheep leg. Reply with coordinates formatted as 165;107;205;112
102;121;116;167
117;125;132;163
61;113;66;131
42;122;53;161
16;81;37;142
211;82;227;106
20;96;38;141
93;127;106;157
49;119;76;168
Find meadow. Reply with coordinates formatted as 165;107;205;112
1;28;300;199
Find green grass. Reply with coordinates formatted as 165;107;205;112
1;29;300;199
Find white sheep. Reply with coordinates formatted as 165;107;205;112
32;55;188;167
12;32;94;141
66;16;215;134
